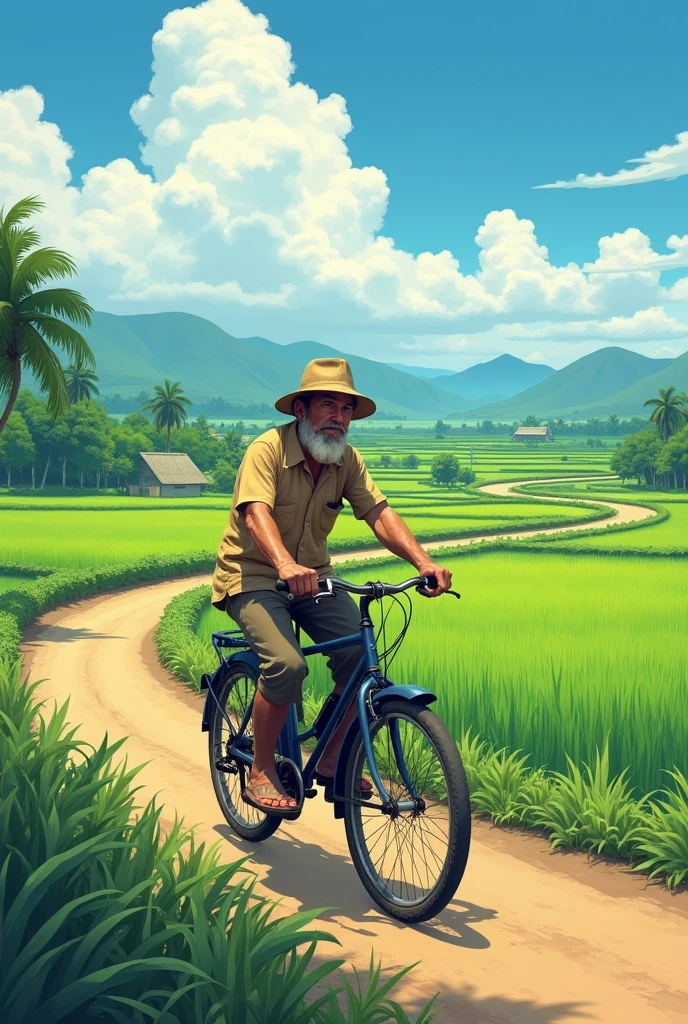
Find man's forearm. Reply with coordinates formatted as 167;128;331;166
244;503;295;572
365;503;433;570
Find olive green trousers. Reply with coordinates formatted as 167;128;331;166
226;589;363;707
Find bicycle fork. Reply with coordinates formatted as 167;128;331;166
356;675;421;814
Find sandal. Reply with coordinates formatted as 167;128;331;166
241;779;303;820
315;772;374;804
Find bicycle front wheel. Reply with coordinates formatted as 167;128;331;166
343;699;471;923
208;663;281;843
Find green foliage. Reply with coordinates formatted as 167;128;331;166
533;746;649;858
304;550;688;797
143;379;192;452
0;410;35;485
643;385;688;443
0;551;214;665
429;453;474;486
0;660;434;1021
0;195;93;430
610;430;663;487
456;731;688;884
211;458;239;494
156;584;216;689
401;454;419;469
430;453;460;485
66;351;100;403
633;770;688;889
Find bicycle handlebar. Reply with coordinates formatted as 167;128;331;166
275;575;460;599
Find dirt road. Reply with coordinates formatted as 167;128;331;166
22;478;686;1022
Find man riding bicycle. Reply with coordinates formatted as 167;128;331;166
211;357;452;816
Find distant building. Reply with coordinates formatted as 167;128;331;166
129;452;209;497
512;426;553;442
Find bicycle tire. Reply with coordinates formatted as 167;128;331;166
208;663;281;843
343;699;471;923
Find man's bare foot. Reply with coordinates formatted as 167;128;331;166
244;767;297;809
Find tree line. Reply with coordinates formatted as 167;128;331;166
0;390;245;492
434;414;652;439
611;387;688;490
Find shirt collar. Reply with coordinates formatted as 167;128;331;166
284;420;345;468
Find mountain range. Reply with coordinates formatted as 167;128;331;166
78;312;459;418
432;353;554;399
464;348;677;420
66;310;686;421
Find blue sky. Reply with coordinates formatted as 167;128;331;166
1;0;687;369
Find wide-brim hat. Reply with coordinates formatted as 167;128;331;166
275;357;376;420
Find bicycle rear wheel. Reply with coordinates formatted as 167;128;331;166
208;663;281;842
343;699;471;923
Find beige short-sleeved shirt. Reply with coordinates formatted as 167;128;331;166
211;421;386;605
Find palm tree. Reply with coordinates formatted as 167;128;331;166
143;379;192;452
644;386;688;443
65;351;100;403
0;196;94;435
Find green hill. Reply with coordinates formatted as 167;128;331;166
580;349;688;417
80;311;459;418
434;353;554;399
460;347;675;420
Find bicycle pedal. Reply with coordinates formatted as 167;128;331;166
304;788;318;799
214;757;238;774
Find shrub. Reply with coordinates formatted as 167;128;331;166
0;659;437;1022
211;458;238;493
0;551;214;665
156;584;216;688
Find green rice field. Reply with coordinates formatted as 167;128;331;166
3;433;686;809
198;548;686;797
0;500;605;569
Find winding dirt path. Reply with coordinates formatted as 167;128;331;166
22;478;686;1023
339;474;657;563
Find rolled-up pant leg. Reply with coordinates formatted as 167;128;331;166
226;591;308;706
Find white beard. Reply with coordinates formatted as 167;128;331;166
297;416;349;464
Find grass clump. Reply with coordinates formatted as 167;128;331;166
0;657;437;1022
156;584;217;688
453;730;688;885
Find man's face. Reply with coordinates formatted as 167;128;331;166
295;392;355;436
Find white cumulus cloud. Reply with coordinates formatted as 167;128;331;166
535;130;688;189
0;0;687;360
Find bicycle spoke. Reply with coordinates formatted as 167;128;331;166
352;709;457;907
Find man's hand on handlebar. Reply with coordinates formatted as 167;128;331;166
416;560;452;597
275;559;320;597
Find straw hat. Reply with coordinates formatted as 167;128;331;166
274;357;376;420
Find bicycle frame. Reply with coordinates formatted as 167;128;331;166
201;591;437;809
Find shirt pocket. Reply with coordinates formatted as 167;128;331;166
321;500;344;537
272;502;297;533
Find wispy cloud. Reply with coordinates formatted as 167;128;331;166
535;131;688;189
506;307;688;342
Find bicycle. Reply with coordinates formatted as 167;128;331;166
200;574;471;923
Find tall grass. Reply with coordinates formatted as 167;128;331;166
0;658;436;1022
299;550;687;798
